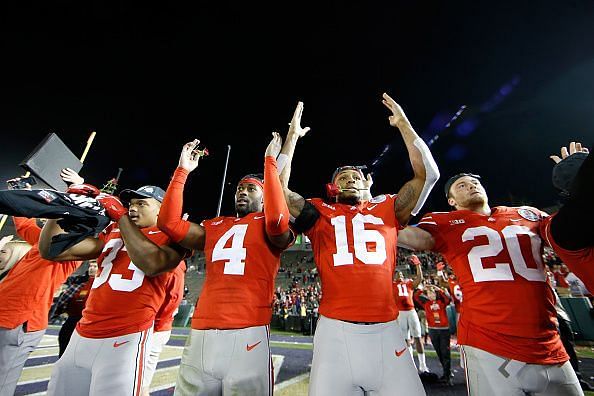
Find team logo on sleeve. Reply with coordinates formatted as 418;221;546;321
518;208;541;222
38;190;57;203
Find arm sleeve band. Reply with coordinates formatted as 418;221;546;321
157;167;191;243
264;156;290;236
410;138;440;216
291;200;320;234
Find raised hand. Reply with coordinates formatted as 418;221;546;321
550;141;589;163
60;168;85;185
363;173;373;191
381;92;410;128
179;139;201;172
97;194;128;221
265;132;283;158
288;102;311;138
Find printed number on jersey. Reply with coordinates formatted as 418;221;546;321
462;225;545;282
331;213;387;266
397;283;409;296
212;224;248;275
92;238;145;292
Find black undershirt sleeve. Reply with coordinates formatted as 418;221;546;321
291;200;320;234
551;144;594;250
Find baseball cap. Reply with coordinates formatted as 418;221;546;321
444;173;481;197
119;185;165;204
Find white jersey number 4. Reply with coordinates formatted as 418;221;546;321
212;224;249;275
92;238;145;292
331;213;387;266
462;225;545;283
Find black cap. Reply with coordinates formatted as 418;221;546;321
119;185;165;204
444;173;481;197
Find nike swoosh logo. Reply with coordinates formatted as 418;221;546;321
113;341;130;348
246;341;262;351
367;204;377;210
395;347;407;357
276;213;284;227
148;230;161;234
254;215;265;220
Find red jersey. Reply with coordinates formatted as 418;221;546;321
418;207;568;364
421;291;450;329
154;261;186;332
0;217;81;332
393;279;415;311
304;195;401;323
77;226;181;338
447;278;463;313
193;212;283;329
541;214;594;293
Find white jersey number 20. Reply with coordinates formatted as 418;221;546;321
463;225;545;283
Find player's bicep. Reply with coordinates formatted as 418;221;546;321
285;189;306;218
397;226;435;251
394;178;424;225
179;222;206;251
52;237;105;261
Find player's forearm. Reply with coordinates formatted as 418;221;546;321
279;133;300;189
264;156;291;243
413;265;423;288
157;167;191;243
39;219;65;259
119;216;171;276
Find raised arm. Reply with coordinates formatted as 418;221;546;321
157;139;207;251
263;132;293;249
397;226;436;251
278;102;311;218
410;254;424;288
39;219;104;261
382;93;440;225
118;216;186;276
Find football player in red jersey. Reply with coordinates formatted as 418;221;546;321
279;94;440;395
144;133;293;395
393;255;429;372
398;173;582;395
39;184;187;396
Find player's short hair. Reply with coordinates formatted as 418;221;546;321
444;173;481;198
331;165;366;184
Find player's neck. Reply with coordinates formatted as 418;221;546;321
458;202;491;216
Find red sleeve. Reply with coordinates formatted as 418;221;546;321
416;212;446;251
12;217;41;245
157;167;192;243
264;156;290;236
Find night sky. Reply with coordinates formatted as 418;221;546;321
1;2;594;224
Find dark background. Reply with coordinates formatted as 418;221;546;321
1;1;594;222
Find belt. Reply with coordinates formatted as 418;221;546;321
344;320;380;325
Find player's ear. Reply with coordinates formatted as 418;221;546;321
447;197;456;207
